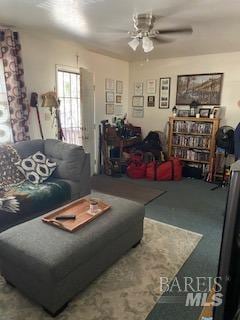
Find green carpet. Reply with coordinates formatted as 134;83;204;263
91;175;166;204
120;177;227;320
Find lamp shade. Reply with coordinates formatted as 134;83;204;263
128;38;140;51
142;37;154;53
41;92;59;109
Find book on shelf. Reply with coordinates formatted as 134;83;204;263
172;135;211;149
169;117;220;177
172;147;210;162
173;121;213;134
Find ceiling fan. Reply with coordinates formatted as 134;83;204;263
128;13;193;53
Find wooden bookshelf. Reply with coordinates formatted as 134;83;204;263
168;117;220;173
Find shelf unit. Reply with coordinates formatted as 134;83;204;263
168;116;220;173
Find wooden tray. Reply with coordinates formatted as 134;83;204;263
42;198;111;232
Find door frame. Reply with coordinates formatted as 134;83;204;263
55;64;97;174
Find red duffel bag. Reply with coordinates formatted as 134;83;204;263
156;157;182;181
127;151;146;179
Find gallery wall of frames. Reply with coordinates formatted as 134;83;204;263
131;73;223;119
105;78;124;116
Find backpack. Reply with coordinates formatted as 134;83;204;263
142;131;162;149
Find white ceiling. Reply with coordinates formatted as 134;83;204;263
1;0;240;61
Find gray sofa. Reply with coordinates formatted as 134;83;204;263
14;139;91;200
0;139;90;233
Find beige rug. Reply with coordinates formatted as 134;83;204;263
0;219;202;320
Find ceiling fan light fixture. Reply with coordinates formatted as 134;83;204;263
128;38;140;51
142;36;154;53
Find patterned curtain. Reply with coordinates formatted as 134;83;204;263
0;29;29;142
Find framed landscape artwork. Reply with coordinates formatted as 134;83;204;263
176;73;223;105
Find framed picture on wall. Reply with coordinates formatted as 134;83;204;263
115;105;123;116
134;82;143;95
146;80;156;94
106;91;114;103
132;96;144;107
105;78;115;91
116;80;123;94
116;95;122;103
132;107;144;118
106;104;114;115
159;77;171;109
147;96;155;107
176;73;223;105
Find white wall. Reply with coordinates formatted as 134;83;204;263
20;30;129;140
128;52;240;137
21;30;240;148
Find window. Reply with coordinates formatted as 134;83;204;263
57;69;82;145
0;59;12;144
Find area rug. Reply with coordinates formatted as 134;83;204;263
0;218;202;320
91;175;166;204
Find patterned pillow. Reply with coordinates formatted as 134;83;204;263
16;151;57;184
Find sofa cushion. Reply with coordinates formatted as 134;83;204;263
16;152;57;184
0;192;144;281
44;139;86;181
13;140;44;158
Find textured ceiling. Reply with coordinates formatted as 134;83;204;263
1;0;240;61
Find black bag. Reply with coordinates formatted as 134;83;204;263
142;131;162;150
183;165;202;179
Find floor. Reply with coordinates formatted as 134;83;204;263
120;177;228;320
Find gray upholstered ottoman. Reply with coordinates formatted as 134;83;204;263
0;192;144;316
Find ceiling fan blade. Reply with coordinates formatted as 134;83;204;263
155;27;193;35
153;37;174;44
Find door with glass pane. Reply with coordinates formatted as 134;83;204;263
57;70;82;145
